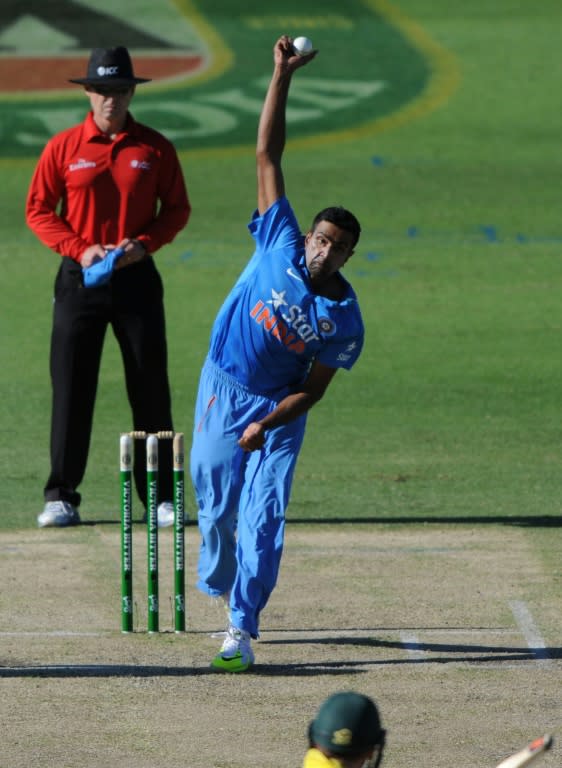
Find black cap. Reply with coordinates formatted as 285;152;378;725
69;47;151;86
309;692;385;756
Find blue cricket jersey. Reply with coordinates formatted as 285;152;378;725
208;196;364;397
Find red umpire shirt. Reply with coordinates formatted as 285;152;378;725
26;111;190;260
26;102;189;524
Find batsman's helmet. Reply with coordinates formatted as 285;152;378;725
308;691;386;766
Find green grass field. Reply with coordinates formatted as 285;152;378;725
1;4;562;767
2;0;561;529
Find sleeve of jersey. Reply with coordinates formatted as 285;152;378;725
248;196;302;254
315;309;365;371
25;139;90;261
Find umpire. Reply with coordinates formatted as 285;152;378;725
26;46;190;528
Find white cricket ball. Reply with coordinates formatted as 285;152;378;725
293;36;313;56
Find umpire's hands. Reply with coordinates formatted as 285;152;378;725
114;238;148;270
238;422;266;452
80;243;109;268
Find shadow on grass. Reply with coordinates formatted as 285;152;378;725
0;662;359;678
80;515;562;527
288;515;562;527
261;634;560;657
1;637;559;678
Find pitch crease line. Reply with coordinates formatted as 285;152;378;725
399;631;426;660
509;600;552;666
0;631;104;637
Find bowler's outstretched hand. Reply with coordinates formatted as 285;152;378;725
274;35;317;72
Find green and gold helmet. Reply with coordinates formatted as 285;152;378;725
308;691;386;766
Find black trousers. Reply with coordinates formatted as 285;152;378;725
45;257;174;509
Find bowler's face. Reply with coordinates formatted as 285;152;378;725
304;221;355;283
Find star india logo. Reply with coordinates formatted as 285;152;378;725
267;289;288;311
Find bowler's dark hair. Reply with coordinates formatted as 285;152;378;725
311;206;361;247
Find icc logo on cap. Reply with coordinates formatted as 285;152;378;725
96;66;119;76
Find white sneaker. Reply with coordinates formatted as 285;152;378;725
142;502;186;528
157;501;175;528
211;624;255;673
38;501;80;528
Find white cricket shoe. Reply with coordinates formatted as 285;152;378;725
211;624;255;673
38;501;80;528
142;502;186;528
157;501;175;528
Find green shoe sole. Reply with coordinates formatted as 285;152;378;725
211;650;254;673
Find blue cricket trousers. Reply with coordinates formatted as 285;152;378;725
190;358;306;638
